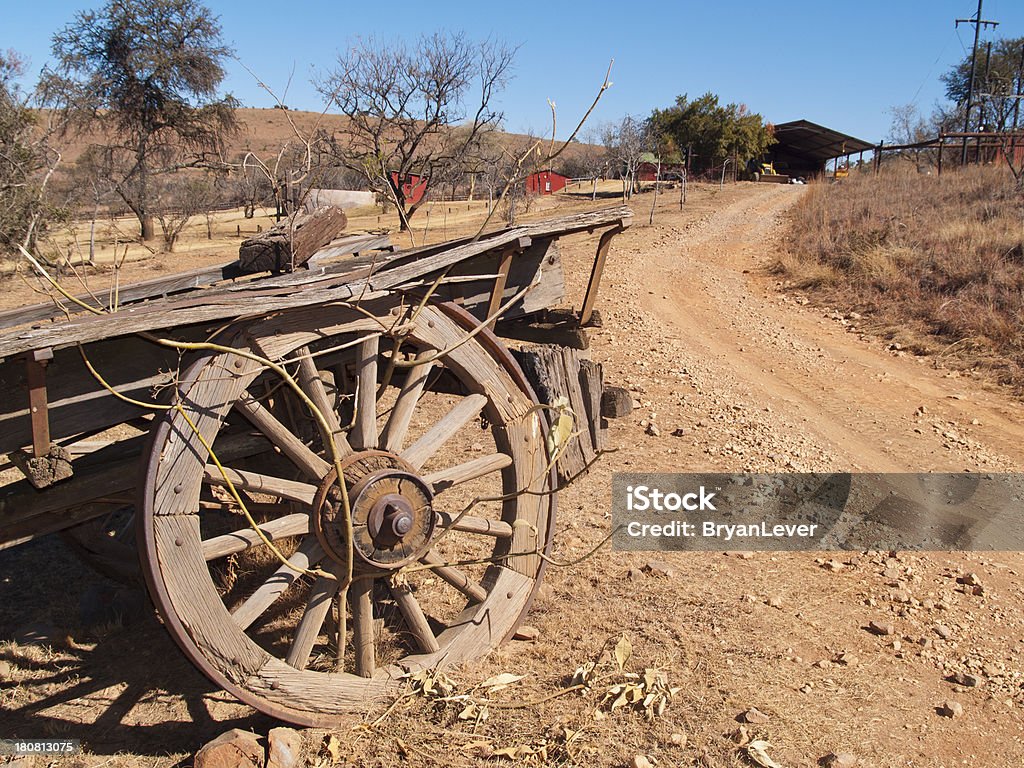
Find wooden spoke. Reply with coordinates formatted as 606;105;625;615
350;336;379;450
391;580;440;653
400;393;488;470
434;511;513;539
203;466;316;505
235;392;331;479
335;594;347;668
286;573;341;670
380;352;435;453
202;513;311;561
421;550;488;603
231;537;324;631
350;577;376;677
296;346;353;458
422;452;513;493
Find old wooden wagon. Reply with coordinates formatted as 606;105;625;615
0;205;631;725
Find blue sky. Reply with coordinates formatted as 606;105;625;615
7;1;1023;144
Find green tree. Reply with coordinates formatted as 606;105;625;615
41;0;237;241
649;92;774;171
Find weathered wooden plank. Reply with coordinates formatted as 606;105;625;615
400;394;488;470
231;536;325;631
202;513;311;561
391;581;440;653
239;207;349;274
561;347;596;468
368;207;630;293
430;239;565;324
497;308;589;350
578;358;605;452
511;345;597;485
0;206;629;361
350;577;376;677
0;431;266;547
0;332;191;456
0;261;246;331
422;452;512;493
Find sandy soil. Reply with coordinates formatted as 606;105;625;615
2;182;1023;767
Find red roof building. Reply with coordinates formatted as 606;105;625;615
525;169;568;195
390;172;429;206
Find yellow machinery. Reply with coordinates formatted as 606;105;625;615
753;161;789;183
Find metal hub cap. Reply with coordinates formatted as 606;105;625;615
313;452;435;570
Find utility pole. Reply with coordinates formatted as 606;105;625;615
1014;43;1024;133
979;40;993;162
956;0;999;164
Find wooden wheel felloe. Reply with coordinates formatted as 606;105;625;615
138;295;555;725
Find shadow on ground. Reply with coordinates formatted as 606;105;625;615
0;535;274;758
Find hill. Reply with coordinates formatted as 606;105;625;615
41;107;602;172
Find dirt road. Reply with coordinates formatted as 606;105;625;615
597;182;1024;475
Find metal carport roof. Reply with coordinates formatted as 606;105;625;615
771;120;875;161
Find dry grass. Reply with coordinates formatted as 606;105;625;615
776;166;1024;386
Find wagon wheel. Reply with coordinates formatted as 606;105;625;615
139;294;555;725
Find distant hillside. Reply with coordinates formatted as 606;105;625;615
42;107;602;172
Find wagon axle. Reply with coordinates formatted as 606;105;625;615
314;452;435;571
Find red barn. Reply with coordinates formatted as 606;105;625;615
525;169;568;195
637;161;684;182
390;172;429;206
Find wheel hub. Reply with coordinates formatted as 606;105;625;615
313;451;435;570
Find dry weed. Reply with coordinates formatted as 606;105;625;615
779;165;1024;386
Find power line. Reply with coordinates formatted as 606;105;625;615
910;29;958;106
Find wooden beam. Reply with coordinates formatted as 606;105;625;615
580;226;623;327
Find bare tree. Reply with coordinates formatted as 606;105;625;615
603;116;650;201
318;32;515;233
154;174;211;251
887;104;935;171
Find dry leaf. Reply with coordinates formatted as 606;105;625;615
321;734;343;763
404;667;456;698
614;635;633;671
747;739;783;768
478;672;525;693
545;397;575;459
458;703;490;723
572;660;596;688
462;741;493;758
